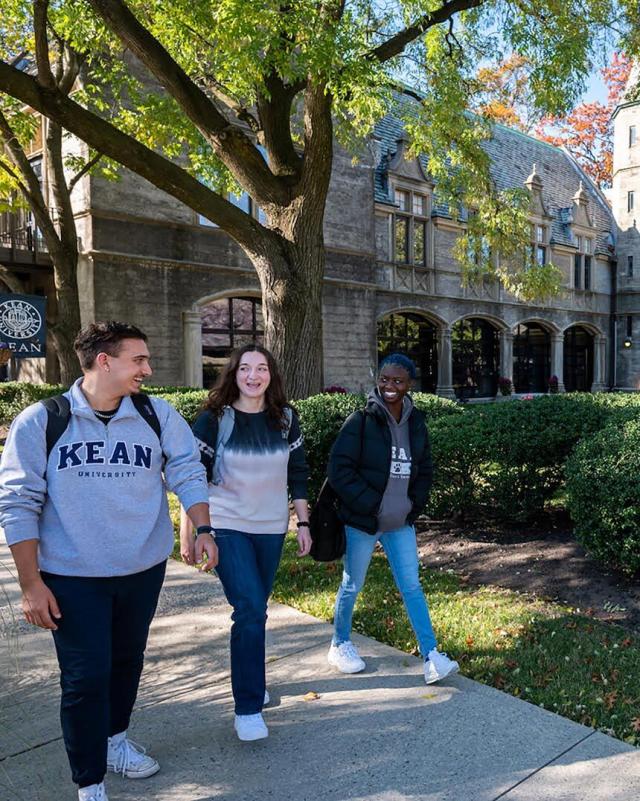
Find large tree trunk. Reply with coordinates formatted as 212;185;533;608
255;244;325;399
44;121;83;385
250;199;327;398
49;261;82;385
51;272;81;386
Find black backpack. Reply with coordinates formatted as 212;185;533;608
41;392;162;457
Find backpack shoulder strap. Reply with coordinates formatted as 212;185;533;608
283;406;293;437
131;392;161;441
41;395;71;458
212;406;235;484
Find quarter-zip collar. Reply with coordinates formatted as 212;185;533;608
68;378;138;424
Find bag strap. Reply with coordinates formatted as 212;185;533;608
131;392;162;441
212;406;235;484
41;395;71;457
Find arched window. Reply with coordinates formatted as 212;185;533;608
451;318;500;399
200;296;264;387
377;312;438;392
513;323;551;393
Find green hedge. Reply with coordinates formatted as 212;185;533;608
0;382;64;423
566;418;640;575
427;393;629;523
151;390;207;425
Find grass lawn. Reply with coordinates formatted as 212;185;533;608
169;495;640;747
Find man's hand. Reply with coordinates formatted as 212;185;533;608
195;533;218;571
21;577;61;630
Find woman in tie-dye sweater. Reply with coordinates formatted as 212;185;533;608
180;344;310;742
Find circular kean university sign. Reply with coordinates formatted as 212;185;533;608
0;299;43;340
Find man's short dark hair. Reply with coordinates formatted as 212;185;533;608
74;321;148;370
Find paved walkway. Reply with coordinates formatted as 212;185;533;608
1;540;639;801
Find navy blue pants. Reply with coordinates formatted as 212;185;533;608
42;561;166;788
214;530;285;715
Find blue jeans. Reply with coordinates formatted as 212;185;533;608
214;529;286;715
333;524;437;657
41;561;166;788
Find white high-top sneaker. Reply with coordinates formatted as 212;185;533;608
78;782;108;801
106;732;160;779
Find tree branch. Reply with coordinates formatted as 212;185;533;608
366;0;484;64
87;0;287;206
33;0;56;89
68;152;102;193
257;73;303;179
0;58;281;254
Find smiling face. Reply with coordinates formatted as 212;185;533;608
97;338;152;397
377;364;412;409
235;349;271;401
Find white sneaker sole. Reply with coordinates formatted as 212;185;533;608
234;726;269;742
424;663;459;685
327;651;366;674
107;761;160;779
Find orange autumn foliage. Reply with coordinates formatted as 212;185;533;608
535;53;632;189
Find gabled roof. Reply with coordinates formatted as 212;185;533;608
373;94;615;256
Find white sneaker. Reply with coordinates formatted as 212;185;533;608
106;733;160;779
78;783;108;801
263;689;270;706
234;713;269;741
424;649;460;684
327;641;366;673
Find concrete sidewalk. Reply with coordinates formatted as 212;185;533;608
1;540;639;801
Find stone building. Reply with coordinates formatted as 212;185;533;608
3;85;640;395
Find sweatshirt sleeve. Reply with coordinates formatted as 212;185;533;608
0;402;48;545
287;408;308;500
154;399;208;510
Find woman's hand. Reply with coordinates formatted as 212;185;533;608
296;527;312;557
180;526;196;565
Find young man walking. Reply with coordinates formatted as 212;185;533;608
0;321;217;801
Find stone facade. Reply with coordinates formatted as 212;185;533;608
10;89;640;394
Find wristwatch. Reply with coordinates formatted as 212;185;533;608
296;521;310;528
196;525;216;538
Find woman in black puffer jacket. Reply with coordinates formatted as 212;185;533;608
327;353;459;685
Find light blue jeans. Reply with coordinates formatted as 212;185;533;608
332;524;437;657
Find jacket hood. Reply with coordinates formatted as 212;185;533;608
367;388;414;426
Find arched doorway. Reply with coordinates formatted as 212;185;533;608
451;318;500;399
513;322;551;393
200;296;264;387
564;326;594;392
377;312;438;392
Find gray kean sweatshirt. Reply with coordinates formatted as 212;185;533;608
369;389;414;533
0;379;208;577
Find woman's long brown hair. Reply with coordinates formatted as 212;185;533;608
204;344;289;429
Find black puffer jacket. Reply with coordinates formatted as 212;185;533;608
327;396;434;534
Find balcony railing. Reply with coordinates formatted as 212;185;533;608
0;222;50;266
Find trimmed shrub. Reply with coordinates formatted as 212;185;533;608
428;394;621;523
566;419;640;576
0;382;64;423
152;390;207;425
